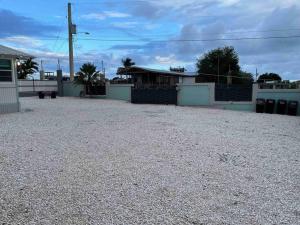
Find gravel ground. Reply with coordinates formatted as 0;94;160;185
0;97;299;225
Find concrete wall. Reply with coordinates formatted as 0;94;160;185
62;81;84;97
0;58;19;114
257;89;300;115
177;83;299;115
178;77;195;84
106;84;133;101
177;83;214;106
213;102;255;112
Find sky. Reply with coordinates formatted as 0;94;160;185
0;0;299;80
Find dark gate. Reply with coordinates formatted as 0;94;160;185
131;87;177;105
215;84;253;101
86;85;106;95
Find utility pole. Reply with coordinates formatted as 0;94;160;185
68;2;75;81
40;60;45;80
217;55;220;84
227;64;232;85
255;68;258;81
57;59;61;70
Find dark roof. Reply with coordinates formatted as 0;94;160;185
0;45;34;59
117;66;196;77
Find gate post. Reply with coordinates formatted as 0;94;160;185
57;69;63;97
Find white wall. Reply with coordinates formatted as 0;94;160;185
0;58;19;113
0;87;17;103
178;77;195;84
182;77;195;84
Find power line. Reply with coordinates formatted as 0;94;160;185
41;34;300;42
32;34;300;42
73;0;156;4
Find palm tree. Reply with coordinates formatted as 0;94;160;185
75;63;103;94
17;58;39;79
122;57;135;68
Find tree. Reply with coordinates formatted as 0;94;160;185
257;73;282;83
234;71;254;85
122;57;135;68
75;63;103;94
170;67;185;73
17;58;39;79
196;46;241;84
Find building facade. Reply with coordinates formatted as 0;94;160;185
0;45;32;114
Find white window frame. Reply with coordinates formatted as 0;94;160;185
0;58;15;84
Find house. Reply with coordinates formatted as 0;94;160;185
115;66;196;105
0;45;33;113
117;66;196;88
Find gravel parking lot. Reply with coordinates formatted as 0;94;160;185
1;97;299;225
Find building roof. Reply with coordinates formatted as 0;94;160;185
0;45;34;59
117;66;197;77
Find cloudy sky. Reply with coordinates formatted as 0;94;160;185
0;0;299;79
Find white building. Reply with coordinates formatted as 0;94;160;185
0;45;33;114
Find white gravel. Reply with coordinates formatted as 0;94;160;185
0;97;299;225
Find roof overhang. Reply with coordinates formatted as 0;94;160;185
0;45;34;60
117;66;196;77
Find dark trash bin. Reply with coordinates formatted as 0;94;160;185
265;99;275;114
51;91;57;99
287;101;298;116
38;92;45;99
256;98;265;113
276;99;287;115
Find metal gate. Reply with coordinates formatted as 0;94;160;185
131;87;177;105
215;84;253;101
86;85;106;95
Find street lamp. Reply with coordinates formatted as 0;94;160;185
77;32;90;35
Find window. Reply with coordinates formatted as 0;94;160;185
0;59;13;82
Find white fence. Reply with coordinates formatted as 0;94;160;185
0;84;19;113
18;80;57;96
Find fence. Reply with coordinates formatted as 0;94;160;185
215;84;253;101
18;80;57;97
62;81;84;97
177;83;214;106
0;84;19;113
106;84;133;101
256;88;300;115
86;85;106;95
131;87;177;105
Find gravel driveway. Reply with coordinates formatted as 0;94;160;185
1;97;299;225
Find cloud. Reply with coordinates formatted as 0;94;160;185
111;22;139;29
0;9;59;38
81;13;106;20
106;4;300;79
0;36;44;48
155;55;177;64
81;11;130;21
104;11;131;18
2;0;300;79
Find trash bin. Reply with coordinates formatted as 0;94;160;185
256;98;265;113
265;99;275;114
38;91;45;99
276;99;287;115
51;91;57;99
287;101;298;116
